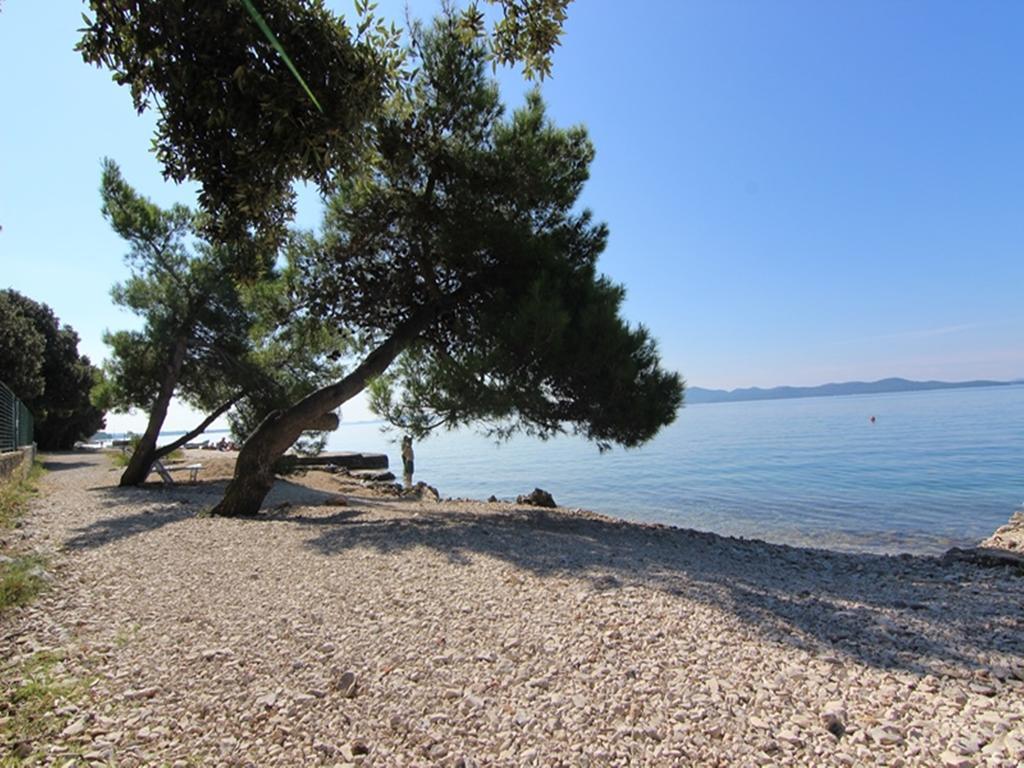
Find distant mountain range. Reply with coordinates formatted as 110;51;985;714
686;377;1020;404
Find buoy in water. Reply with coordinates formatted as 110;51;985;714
869;416;876;423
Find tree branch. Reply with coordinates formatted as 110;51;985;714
153;390;245;459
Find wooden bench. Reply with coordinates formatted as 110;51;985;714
151;459;203;484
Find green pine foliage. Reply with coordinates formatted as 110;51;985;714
94;160;347;464
312;17;683;452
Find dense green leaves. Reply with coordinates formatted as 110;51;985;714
96;161;347;475
0;292;46;401
0;291;105;450
461;0;572;80
77;1;571;269
95;159;255;418
240;0;325;112
312;18;682;451
78;0;392;255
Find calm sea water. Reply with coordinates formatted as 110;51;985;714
326;385;1024;555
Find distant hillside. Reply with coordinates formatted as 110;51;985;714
686;377;1018;404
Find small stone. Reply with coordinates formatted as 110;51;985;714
869;725;904;746
351;741;370;756
313;741;336;756
334;670;358;698
61;719;87;738
778;728;803;747
939;751;973;768
969;681;998;697
122;687;160;701
429;743;448;759
821;700;847;738
749;716;770;730
200;648;231;660
827;720;846;739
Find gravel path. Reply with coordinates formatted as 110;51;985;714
3;451;1023;766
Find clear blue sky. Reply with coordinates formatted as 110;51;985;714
2;1;1023;431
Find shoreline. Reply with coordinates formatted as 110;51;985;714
3;450;1022;765
178;447;1023;561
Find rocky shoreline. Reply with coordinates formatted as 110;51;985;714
2;451;1022;766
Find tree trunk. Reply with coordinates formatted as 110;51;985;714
119;336;188;486
212;308;437;516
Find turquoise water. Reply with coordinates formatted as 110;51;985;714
327;385;1024;555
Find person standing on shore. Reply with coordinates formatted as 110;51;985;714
401;435;414;489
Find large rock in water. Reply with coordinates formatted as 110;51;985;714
516;488;556;508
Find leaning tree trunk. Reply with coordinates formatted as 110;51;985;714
212;309;436;516
119;337;188;486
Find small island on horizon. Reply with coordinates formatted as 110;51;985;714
686;376;1022;404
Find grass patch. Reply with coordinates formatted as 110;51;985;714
107;448;131;469
0;649;90;763
0;554;49;611
0;462;44;530
0;461;49;613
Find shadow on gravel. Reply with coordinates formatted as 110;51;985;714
39;450;108;473
63;496;193;551
63;479;342;551
293;506;1023;678
41;460;97;472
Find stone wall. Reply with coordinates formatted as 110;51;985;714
0;445;35;485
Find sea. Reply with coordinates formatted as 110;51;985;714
322;384;1024;556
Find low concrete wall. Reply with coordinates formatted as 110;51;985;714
0;445;35;485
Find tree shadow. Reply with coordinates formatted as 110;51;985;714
57;459;1023;678
63;499;191;551
41;460;98;472
39;456;99;475
64;478;343;550
291;505;1023;677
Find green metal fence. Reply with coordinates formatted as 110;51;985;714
0;381;34;452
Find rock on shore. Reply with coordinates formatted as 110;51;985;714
982;510;1024;552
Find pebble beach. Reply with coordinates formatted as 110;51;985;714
3;451;1023;766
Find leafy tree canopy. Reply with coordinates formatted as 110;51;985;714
460;0;572;80
0;291;105;449
298;17;683;449
77;1;572;263
93;159;256;418
0;291;47;401
77;0;396;255
94;160;346;483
